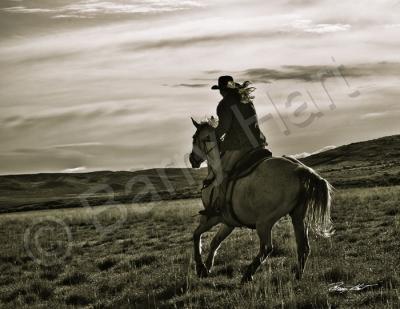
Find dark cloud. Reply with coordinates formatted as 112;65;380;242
2;109;106;130
123;30;291;51
237;62;400;83
127;34;239;51
3;115;21;123
170;83;209;88
15;51;80;66
204;70;221;74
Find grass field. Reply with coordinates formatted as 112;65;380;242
0;186;399;308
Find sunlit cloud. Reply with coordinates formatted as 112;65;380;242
51;142;104;149
359;112;389;120
2;7;54;13
290;19;351;33
62;166;88;173
293;145;336;159
52;14;90;19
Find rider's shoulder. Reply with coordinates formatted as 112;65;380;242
220;94;237;106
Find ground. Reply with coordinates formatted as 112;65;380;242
0;186;399;308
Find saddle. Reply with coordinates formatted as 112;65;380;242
228;147;272;180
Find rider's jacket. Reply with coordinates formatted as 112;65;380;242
215;90;266;153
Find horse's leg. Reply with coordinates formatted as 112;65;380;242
290;210;310;280
193;215;220;278
241;222;273;283
205;224;234;272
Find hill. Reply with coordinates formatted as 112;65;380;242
0;134;399;213
0;168;207;213
301;134;400;188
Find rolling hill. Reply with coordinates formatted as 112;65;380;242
302;134;400;188
0;134;399;213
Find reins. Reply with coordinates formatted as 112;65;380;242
203;139;217;156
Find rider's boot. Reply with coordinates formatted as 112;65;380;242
213;176;228;214
199;174;228;218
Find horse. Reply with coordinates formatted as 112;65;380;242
188;118;334;283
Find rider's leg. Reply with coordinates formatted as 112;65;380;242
214;150;246;211
203;168;216;188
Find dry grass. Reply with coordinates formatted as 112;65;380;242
0;187;399;308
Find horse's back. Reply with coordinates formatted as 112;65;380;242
231;157;301;226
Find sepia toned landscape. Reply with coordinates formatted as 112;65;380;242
1;0;400;308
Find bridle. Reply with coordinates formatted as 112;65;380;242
192;134;217;159
190;125;219;169
191;131;219;190
202;138;217;156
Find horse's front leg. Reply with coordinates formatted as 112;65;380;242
205;224;234;272
193;215;220;278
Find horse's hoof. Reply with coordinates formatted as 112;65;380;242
196;263;209;278
241;274;253;284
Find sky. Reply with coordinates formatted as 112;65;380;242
0;0;400;174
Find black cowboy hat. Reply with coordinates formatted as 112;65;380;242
211;75;236;90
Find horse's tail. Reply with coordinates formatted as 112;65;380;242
289;157;334;237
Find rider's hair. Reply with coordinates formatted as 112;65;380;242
229;81;256;104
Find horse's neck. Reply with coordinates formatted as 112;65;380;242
205;142;224;184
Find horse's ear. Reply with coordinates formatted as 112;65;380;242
191;117;200;128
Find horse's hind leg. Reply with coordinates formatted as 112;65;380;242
290;208;310;280
241;222;273;283
205;224;234;272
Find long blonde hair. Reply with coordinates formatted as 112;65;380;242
227;80;256;104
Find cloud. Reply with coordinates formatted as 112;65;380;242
0;141;182;175
124;31;282;51
12;51;80;65
123;21;348;52
238;62;400;83
169;83;209;88
52;14;90;19
62;166;87;173
1;0;204;18
291;19;351;33
359;112;388;120
2;109;105;130
50;142;104;149
304;24;351;33
292;145;336;159
2;7;54;13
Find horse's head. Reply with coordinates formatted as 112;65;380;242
189;117;217;168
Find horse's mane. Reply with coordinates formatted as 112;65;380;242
198;116;218;129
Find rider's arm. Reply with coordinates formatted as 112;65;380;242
215;100;233;141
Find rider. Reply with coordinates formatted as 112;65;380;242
211;75;267;214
